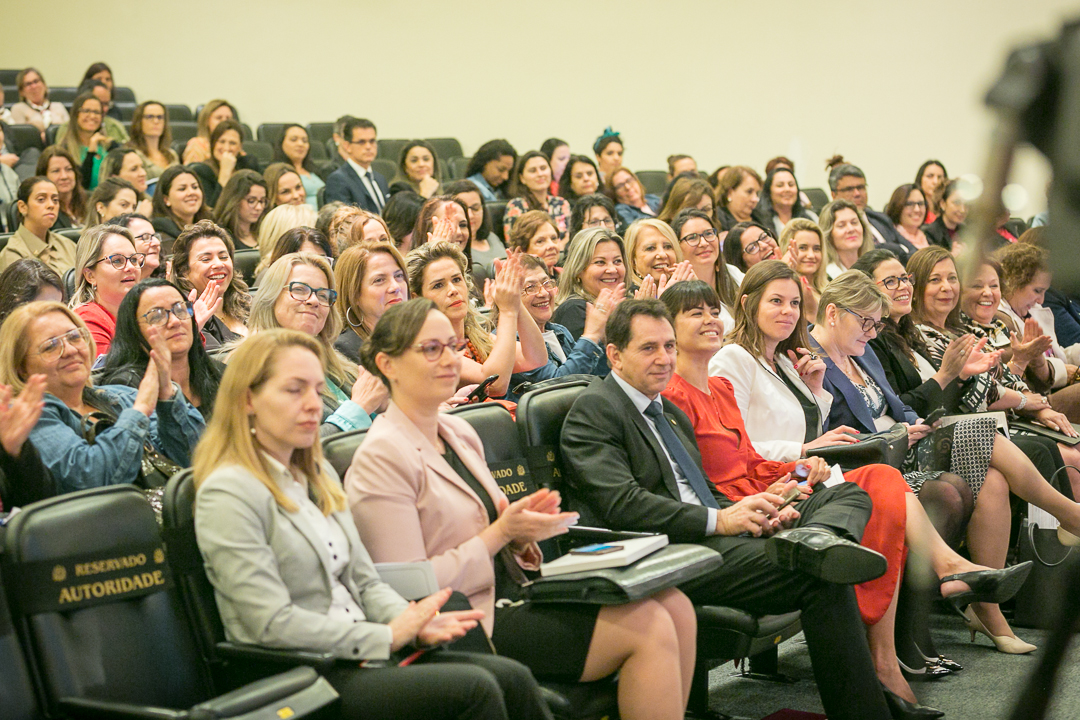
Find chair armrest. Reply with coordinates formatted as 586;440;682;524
191;667;319;717
215;641;337;672
58;698;186;720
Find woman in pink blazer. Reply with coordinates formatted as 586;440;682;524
346;297;698;720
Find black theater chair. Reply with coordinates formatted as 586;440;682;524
163;470;339;691
515;382;803;719
233;247;261;286
0;554;42;720
322;427;369;478
1;485;338;719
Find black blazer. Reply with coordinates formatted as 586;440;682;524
560;374;731;542
324;162;390;214
922;216;959;251
868;334;966;417
864;208;916;263
191;156;261;208
1045;287;1080;348
810;338;918;434
0;442;55;509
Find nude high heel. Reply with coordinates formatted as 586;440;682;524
963;606;1037;654
1057;527;1080;547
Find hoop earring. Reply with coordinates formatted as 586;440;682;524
345;306;365;330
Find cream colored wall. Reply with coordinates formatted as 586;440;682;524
1;0;1075;214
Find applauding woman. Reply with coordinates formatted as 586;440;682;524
0;301;203;494
552;228;628;341
169;220;249;346
194;328;550;720
348;298;697;720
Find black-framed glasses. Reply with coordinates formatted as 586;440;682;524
286;281;337;306
243;195;267;208
837;183;867;194
132;232;162;246
680;228;718;247
33;327;90;362
844;307;885;333
92;253;146;270
876;274;913;291
903;201;927;209
141;301;193;327
743;233;774;256
142;113;165;122
413;337;468;361
522;279;557;296
612;178;635;193
583;216;615;229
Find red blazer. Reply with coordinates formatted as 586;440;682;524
74;301;116;358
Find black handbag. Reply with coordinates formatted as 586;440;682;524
1012;517;1076;630
520;543;723;605
807;422;908;471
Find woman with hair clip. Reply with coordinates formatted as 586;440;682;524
170;220;248;346
183;99;238;165
275;124;324;209
755;166;818;236
192;119;259;207
663;276;1029;715
36;147;87;229
507;210;561;275
779;218;828;323
558;155;601;205
212;169;267;250
60;92;119;191
0;177;77;276
334;242;409;364
465;139;517;202
551;228;628;342
723;221;780;274
193;328;552;720
128;101;179;179
656;177;715;224
84;177;139;227
348;298;697;720
390;140;441;199
592;127;623;182
446;179;506;267
0;301;204;495
110;213;163;280
503;151;570;243
0;258;64;324
407;242;547;398
669;209;741;329
70;224;146;357
264;162;308;209
714;166;762;232
99;278;223;419
99;149;153;217
152;165;213;249
820;198;875;279
810;262;1080;657
245;253;388;435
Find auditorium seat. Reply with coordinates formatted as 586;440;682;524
0;68;20;86
636;170;667;196
804;187;829;213
169;121;199;144
317;186;326;209
56;228;81;244
4;86;19;104
515;381;804;718
309;139;328;161
486;201;508;243
113;86;136;103
48;86;77;106
2;485;339;718
256;123;289;147
376;138;409;162
114;102;136;121
63;268;75;300
7;124;42;153
165;104;193;122
242;141;273;170
323;427;368;478
240;123;253;141
0;558;41;720
425;137;464;161
448;155;471;180
372;158;396;183
233;248;261;286
44;124;60;146
306;122;335;146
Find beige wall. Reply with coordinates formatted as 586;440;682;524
2;0;1075;213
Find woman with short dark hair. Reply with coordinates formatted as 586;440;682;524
558;155;600;205
36;147;86;228
885;184;930;251
715;166;762;231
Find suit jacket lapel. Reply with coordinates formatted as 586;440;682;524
601;375;683;502
854;353;908;422
822;360;877;433
278;497;335;585
342;163;373;207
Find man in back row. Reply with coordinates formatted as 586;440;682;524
324;116;390;214
560;299;894;720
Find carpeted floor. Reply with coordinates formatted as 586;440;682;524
706;612;1080;719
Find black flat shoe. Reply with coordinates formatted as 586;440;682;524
899;657;951;680
881;684;945;720
765;527;888;585
940;561;1033;607
931;655;963;672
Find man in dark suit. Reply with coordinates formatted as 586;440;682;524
324;117;390;214
829;162;916;262
560;299;894;720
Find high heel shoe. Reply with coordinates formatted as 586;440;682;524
939;561;1033;607
898;656;951;679
1058;527;1080;547
880;683;944;719
963;606;1037;654
929;655;963;672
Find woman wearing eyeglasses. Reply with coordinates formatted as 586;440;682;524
246;253;388;435
128;101;179;180
59;93;119;191
212;170;267;250
723;221;780;274
110;213;164;280
0;300;204;495
71;225;146;357
884;185;930;251
607;167;661;226
669;209;742;330
99;279;223;419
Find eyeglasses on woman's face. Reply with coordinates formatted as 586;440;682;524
742;233;774;256
680;228;718;247
876;273;913;291
33;327;90;362
413;337;468;361
92;252;146;270
286;281;337;306
522;279;557;296
844;307;885;333
141;301;193;327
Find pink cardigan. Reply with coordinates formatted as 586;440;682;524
345;402;540;635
